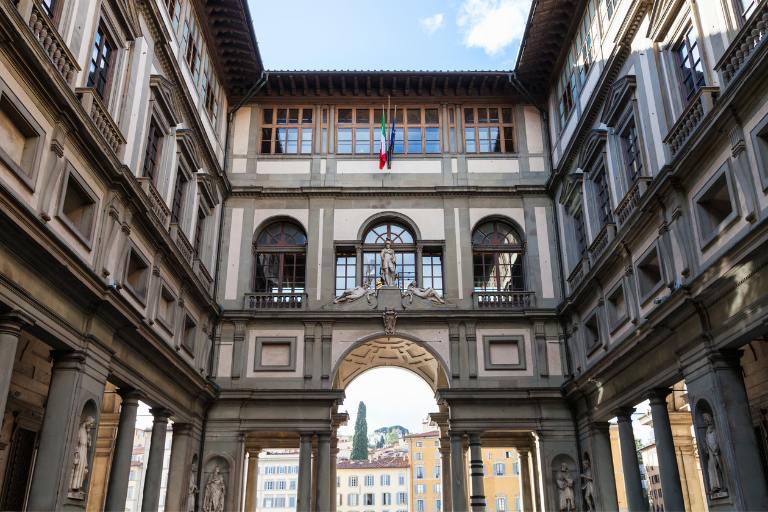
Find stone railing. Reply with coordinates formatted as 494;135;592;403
76;87;125;154
137;177;170;227
244;292;306;309
614;176;652;226
193;258;214;292
663;86;719;156
26;0;79;85
716;0;768;87
473;291;534;309
169;223;194;266
566;257;586;290
587;222;616;261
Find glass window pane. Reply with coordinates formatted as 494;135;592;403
464;108;474;124
488;107;499;123
263;108;273;124
286;128;298;153
407;128;422;153
407;108;420;124
491;127;501;152
338;109;353;124
337;128;352;154
374;108;384;124
502;108;513;124
288;108;299;123
276;109;287;124
356;109;370;123
425;108;439;124
301;128;313;154
393;128;405;154
478;108;488;123
503;127;514;153
425;127;440;153
302;109;313;123
465;128;476;153
355;128;371;154
261;128;272;153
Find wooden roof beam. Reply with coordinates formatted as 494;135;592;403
289;75;297;95
277;75;285;96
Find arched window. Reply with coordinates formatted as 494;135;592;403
472;220;524;292
361;221;416;291
334;218;443;296
253;220;307;295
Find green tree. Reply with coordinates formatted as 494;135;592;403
351;401;369;460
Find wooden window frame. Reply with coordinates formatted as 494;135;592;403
193;207;206;256
259;106;314;155
335;106;441;156
165;0;182;31
142;118;163;183
674;25;706;103
86;21;116;101
617;110;644;186
252;220;307;294
170;168;188;224
462;106;515;154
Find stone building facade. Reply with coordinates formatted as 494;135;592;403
0;0;767;511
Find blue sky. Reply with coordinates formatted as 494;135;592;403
248;0;533;71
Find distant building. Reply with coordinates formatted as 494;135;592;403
480;448;522;512
124;426;172;512
337;457;411;512
255;451;300;512
405;431;443;512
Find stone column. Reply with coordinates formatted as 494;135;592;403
297;433;313;512
450;432;468;512
330;440;339;512
646;389;685;512
244;451;260;512
0;311;32;418
518;448;534;512
615;408;647;512
164;423;198;512
683;350;768;510
104;390;141;511
27;350;108;511
468;433;486;512
439;442;453;512
530;443;542;512
315;433;331;512
141;408;172;511
589;422;620;511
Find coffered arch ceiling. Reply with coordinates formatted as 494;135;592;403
333;336;449;392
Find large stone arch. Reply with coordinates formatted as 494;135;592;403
332;332;450;391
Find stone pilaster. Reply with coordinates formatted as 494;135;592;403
518;448;534;512
164;422;200;512
587;421;620;511
243;450;260;512
315;432;331;512
0;311;33;419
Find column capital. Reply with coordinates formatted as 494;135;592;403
0;310;35;334
317;432;331;442
171;422;195;435
468;432;482;444
150;407;172;422
645;387;671;405
117;388;142;404
589;420;613;434
614;407;636;422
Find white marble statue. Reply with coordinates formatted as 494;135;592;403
581;458;596;512
203;465;226;512
186;460;198;512
556;462;576;512
702;412;726;494
69;415;96;496
404;281;445;304
380;239;397;286
333;284;374;304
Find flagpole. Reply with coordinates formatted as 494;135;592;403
387;96;392;169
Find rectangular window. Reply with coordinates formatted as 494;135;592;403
620;115;643;184
421;251;443;295
416;499;425;512
636;245;663;302
364;493;375;506
182;15;201;83
335;251;356;295
365;475;374;486
165;0;182;30
415;484;425;495
396;492;408;505
607;283;628;331
193;208;206;256
675;26;706;102
593;166;612;227
349;476;358;487
693;165;739;247
415;466;424;479
348;494;359;506
448;107;457;152
381;475;391;486
143;120;162;183
494;462;505;476
574;208;587;258
463;107;514;153
383;492;392;505
87;23;115;100
170;170;188;224
335;107;439;155
739;0;757;19
58;167;98;246
260;107;313;154
496;496;508;512
182;314;196;353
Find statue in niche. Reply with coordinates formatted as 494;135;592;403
404;281;445;304
202;465;226;512
380;239;398;286
580;458;596;512
702;412;727;496
186;459;198;512
333;284;375;304
556;462;576;512
69;415;96;498
383;308;397;335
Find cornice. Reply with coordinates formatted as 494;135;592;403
228;185;550;199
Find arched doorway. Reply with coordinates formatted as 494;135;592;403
331;335;451;512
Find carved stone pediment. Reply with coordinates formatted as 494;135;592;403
647;0;686;42
577;129;608;171
601;75;637;126
559;170;584;208
149;75;181;128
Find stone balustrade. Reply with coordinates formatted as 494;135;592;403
716;0;768;87
194;258;214;293
244;293;306;309
76;87;125;154
614;176;652;227
137;177;170;228
566;257;586;291
588;222;615;262
663;86;719;156
473;290;534;309
169;223;194;266
26;0;79;85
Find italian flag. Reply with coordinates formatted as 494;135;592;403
379;113;387;170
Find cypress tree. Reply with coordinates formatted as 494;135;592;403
350;401;368;460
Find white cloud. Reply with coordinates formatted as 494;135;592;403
419;12;445;35
457;0;530;55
